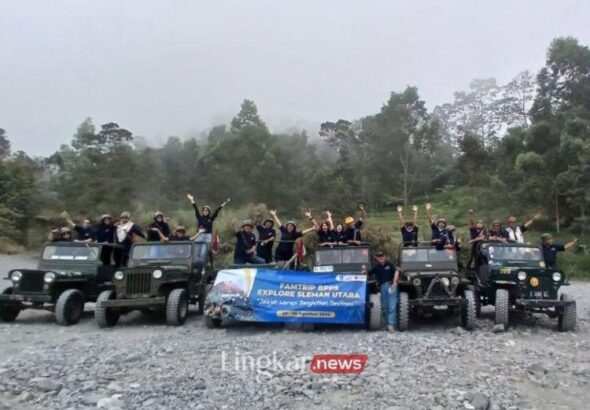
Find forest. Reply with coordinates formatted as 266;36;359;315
1;36;589;272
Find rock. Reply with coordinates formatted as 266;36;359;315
97;395;124;409
527;363;547;375
17;391;34;402
194;379;207;390
492;324;505;333
469;392;490;410
30;377;63;392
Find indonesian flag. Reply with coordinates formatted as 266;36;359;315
212;231;220;254
296;238;306;263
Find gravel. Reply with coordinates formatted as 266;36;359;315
1;254;590;409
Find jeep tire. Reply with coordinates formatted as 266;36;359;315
166;288;188;326
0;288;21;322
461;289;476;330
55;289;85;326
96;290;120;328
467;285;482;317
558;293;576;332
495;288;509;329
368;293;382;330
397;292;409;331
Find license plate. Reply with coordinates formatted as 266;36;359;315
313;266;334;273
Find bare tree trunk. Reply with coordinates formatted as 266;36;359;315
555;190;560;233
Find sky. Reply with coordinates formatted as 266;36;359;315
1;0;589;156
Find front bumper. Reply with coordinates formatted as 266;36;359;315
0;294;53;305
515;298;575;308
101;296;166;309
409;297;464;307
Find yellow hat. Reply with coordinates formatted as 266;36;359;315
345;216;355;225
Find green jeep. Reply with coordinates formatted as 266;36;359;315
396;244;476;331
470;241;576;331
95;241;216;328
0;242;117;325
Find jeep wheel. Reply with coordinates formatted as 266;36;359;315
368;293;382;330
495;288;509;329
95;290;120;328
198;283;213;314
467;285;482;317
558;293;576;332
166;288;188;326
461;289;476;330
397;292;409;331
55;289;85;326
0;288;21;322
204;316;222;329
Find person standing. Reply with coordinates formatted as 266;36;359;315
397;205;419;247
488;220;508;242
368;251;399;332
425;203;447;245
255;214;276;263
147;211;171;242
269;210;316;262
344;203;366;246
113;212;145;267
95;214;116;265
467;209;487;268
232;219;266;265
540;234;578;269
504;213;541;243
61;211;96;242
187;193;229;260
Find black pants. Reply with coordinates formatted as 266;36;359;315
113;246;131;267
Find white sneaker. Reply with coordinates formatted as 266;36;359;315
387;325;395;332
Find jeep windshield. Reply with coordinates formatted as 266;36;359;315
400;248;456;263
315;248;370;265
487;246;542;264
131;243;192;261
42;245;100;261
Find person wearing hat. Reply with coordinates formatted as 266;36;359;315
255;213;276;263
147;211;171;242
540;234;578;269
397;205;419;247
59;227;73;242
488;220;508;242
113;212;145;267
269;209;316;262
313;211;336;247
344;203;366;246
93;214;116;265
187;193;230;260
439;225;460;251
368;251;399;331
425;203;447;245
232;219;266;264
467;209;487;268
61;211;96;242
170;226;191;242
504;213;541;244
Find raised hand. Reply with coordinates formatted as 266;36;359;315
397;205;403;213
425;203;432;211
326;211;332;217
468;209;474;215
186;193;195;203
61;211;69;218
534;211;542;220
411;205;418;212
304;211;313;219
221;198;231;207
269;209;277;216
358;203;365;211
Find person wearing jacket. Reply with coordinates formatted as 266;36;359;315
187;193;229;260
270;209;315;262
255;214;276;263
232;219;266;265
503;213;541;243
147;211;171;242
113;212;145;267
61;211;96;242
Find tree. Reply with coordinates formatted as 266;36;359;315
0;128;10;158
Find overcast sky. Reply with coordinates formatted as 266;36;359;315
1;0;589;155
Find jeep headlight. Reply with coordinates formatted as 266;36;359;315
451;276;459;285
412;278;421;287
552;272;562;282
441;277;450;287
153;269;163;279
10;271;22;282
114;271;124;281
44;272;56;283
517;271;527;281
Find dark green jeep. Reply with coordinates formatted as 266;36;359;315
396;244;476;331
0;242;117;325
470;241;576;331
95;241;216;328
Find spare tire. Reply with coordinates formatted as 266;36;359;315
368;293;382;330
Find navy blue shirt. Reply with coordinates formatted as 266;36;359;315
95;224;115;243
430;223;447;241
401;226;419;246
542;243;565;269
470;227;487;240
345;220;363;242
147;221;171;241
74;225;96;241
318;229;335;243
192;203;222;233
369;262;396;286
440;232;460;251
234;230;257;260
333;230;347;243
276;226;303;253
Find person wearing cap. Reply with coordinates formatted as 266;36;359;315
425;203;447;245
269;209;316;262
488;220;508;242
170;226;191;242
540;234;578;269
344;203;366;246
61;211;96;242
255;213;276;263
503;213;542;244
113;212;145;267
147;211;171;242
368;251;399;331
232;219;266;264
397;205;419;247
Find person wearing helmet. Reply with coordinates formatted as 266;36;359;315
113;212;145;267
147;211;171;242
344;203;366;246
425;203;447;245
170;226;191;242
488;220;507;242
255;213;276;263
232;219;266;264
269;209;316;262
397;205;419;247
503;213;542;244
540;234;578;269
61;211;96;242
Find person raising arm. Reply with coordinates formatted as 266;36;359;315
397;205;419;247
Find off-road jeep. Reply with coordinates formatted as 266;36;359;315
95;241;216;328
396;243;476;331
469;241;576;331
0;242;117;325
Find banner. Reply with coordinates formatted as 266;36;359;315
206;268;367;324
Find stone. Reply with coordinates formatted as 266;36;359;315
492;324;505;333
527;363;547;375
97;395;124;409
469;392;490;410
30;377;63;392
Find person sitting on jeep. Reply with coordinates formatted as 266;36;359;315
170;226;191;241
95;214;115;265
368;251;399;332
333;223;348;246
312;211;336;247
56;227;73;242
61;211;96;242
440;225;460;251
397;205;419;247
255;214;276;263
232;219;266;265
147;211;171;242
540;233;578;269
344;203;366;246
468;209;487;245
270;210;316;262
487;220;507;242
503;213;541;243
425;202;447;245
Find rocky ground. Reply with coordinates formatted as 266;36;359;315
1;254;589;410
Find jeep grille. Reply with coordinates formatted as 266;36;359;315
423;278;452;298
19;271;45;292
126;272;152;295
